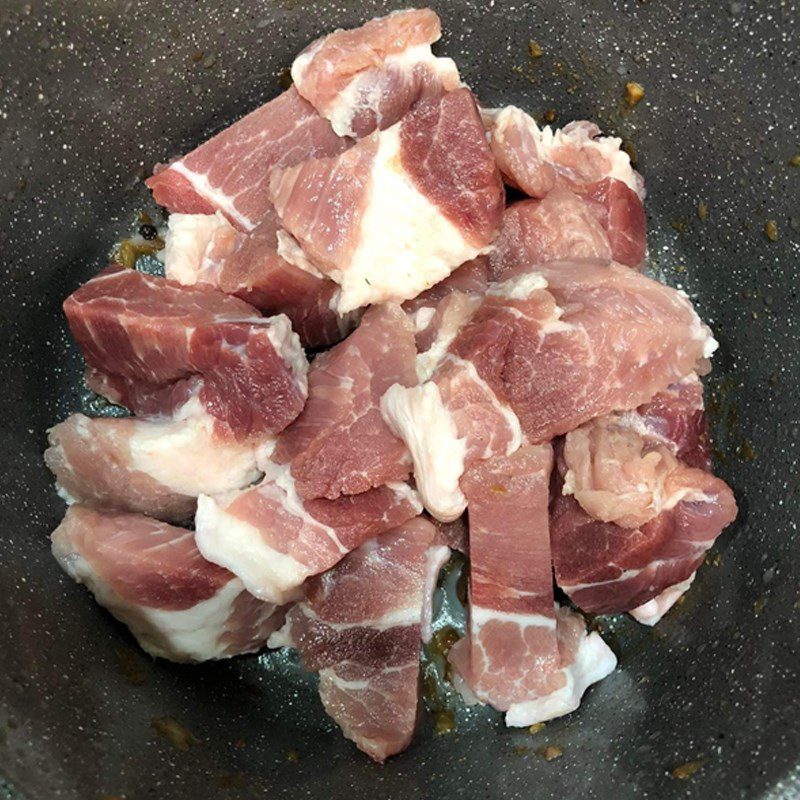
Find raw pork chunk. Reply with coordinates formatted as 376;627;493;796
489;184;645;277
269;517;435;762
270;88;504;312
291;8;461;138
448;446;616;726
487;106;645;200
274;303;417;500
45;411;263;524
52;505;284;662
164;210;354;349
146;87;350;232
450;262;717;444
551;375;737;620
64;265;307;440
195;463;422;604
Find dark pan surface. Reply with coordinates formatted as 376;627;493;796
1;0;798;797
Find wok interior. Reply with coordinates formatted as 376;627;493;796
0;1;797;798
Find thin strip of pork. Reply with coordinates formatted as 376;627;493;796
52;505;284;662
450;262;717;444
448;446;617;726
273;304;417;500
145;87;350;232
164;210;354;349
270;88;504;312
268;517;435;762
551;377;737;618
291;8;461;138
195;464;422;604
64;265;307;439
487;106;645;200
45;411;264;524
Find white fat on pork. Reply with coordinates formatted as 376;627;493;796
381;382;467;522
194;465;329;606
415;293;482;381
163;211;241;285
263;313;309;396
677;289;719;359
504;606;618;728
486;271;549;299
126;402;264;496
59;545;247;660
51;506;283;662
276;229;326;279
333;125;490;313
629;572;696;626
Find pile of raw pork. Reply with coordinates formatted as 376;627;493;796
45;9;737;762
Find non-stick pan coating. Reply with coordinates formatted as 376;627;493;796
1;1;798;797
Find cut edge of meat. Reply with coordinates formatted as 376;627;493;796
51;505;284;662
421;544;451;644
504;606;617;728
195;482;312;606
628;572;696;626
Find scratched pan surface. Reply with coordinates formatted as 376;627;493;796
1;0;798;797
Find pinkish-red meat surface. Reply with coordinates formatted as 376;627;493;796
274;304;417;500
489;183;645;279
412;291;484;366
269;517;434;762
434;355;520;464
52;505;284;661
194;467;421;604
270;88;502;311
550;379;737;614
583;178;647;269
45;412;263;524
146;87;350;232
635;374;711;471
270;136;378;274
451;261;715;443
166;210;353;349
489;192;612;281
487;106;557;198
291;9;459;138
401;88;504;248
487;107;645;201
45;415;195;523
64;265;307;439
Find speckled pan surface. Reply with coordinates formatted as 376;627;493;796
0;0;798;797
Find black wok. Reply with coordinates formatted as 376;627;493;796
1;0;798;797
